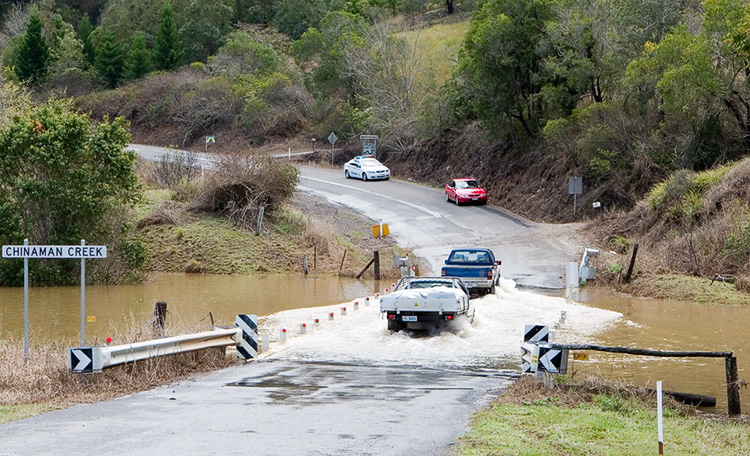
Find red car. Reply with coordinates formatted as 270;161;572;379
445;178;487;205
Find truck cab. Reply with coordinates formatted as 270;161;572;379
440;248;501;296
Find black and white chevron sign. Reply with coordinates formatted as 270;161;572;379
523;324;549;343
537;345;568;374
68;347;93;373
236;314;258;359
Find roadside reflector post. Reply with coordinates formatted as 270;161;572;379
565;262;579;302
314;318;320;328
236;314;258;359
354;301;359;310
329;312;334;321
365;297;370;306
341;307;347;316
279;328;287;343
300;323;307;335
657;380;664;454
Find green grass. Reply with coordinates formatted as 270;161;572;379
0;404;59;424
396;21;470;86
456;392;750;456
632;273;749;305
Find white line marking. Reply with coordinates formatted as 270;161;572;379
299;176;442;218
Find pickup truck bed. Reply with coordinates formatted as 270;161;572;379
380;277;473;332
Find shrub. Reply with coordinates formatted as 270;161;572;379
189;155;299;229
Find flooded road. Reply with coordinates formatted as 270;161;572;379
1;273;747;414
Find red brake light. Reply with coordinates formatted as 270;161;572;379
446;315;454;321
387;314;395;320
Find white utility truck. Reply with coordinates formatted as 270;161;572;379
380;276;473;332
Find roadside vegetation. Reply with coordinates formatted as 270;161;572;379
454;375;750;456
5;0;750;296
0;318;234;424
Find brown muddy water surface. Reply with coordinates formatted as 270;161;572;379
0;273;374;343
577;288;750;414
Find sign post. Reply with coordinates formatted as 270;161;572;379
205;135;215;151
568;176;582;217
2;242;107;358
23;239;29;361
328;132;338;165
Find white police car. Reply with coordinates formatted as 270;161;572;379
344;155;391;181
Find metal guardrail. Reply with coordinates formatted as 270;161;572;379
69;316;259;374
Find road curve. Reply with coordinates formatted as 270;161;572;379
298;165;582;289
127;143;583;288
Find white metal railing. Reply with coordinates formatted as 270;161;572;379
69;327;242;373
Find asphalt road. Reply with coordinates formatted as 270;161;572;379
0;145;588;455
298;165;580;289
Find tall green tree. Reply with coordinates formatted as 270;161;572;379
15;9;49;84
95;29;124;88
154;2;184;71
179;0;233;63
451;0;556;138
77;13;96;66
125;32;153;79
0;99;143;286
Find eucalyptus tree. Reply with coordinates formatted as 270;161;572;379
451;0;556;138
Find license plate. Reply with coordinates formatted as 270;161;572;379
402;316;417;322
472;197;478;200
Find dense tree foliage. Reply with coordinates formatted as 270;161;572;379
124;32;152;79
76;13;95;65
0;99;144;285
95;29;124;88
154;2;184;71
15;10;49;84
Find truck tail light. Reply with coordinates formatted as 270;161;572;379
445;315;454;321
487;269;493;280
387;313;395;320
441;270;446;276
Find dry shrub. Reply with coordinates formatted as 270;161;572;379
735;274;750;293
189;154;298;229
136;200;182;229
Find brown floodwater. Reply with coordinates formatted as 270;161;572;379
577;288;750;413
1;274;747;413
0;273;375;344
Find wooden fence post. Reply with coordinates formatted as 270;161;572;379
624;243;639;283
726;356;742;416
374;251;380;280
153;301;167;337
339;249;347;275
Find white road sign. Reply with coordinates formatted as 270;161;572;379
2;245;107;259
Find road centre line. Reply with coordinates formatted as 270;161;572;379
298;176;443;218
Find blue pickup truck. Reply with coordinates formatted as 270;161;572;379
440;248;501;296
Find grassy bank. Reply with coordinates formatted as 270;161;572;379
454;376;750;456
133;155;407;279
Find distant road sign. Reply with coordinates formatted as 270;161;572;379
2;245;107;259
568;176;582;195
328;132;338;145
206;136;216;144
